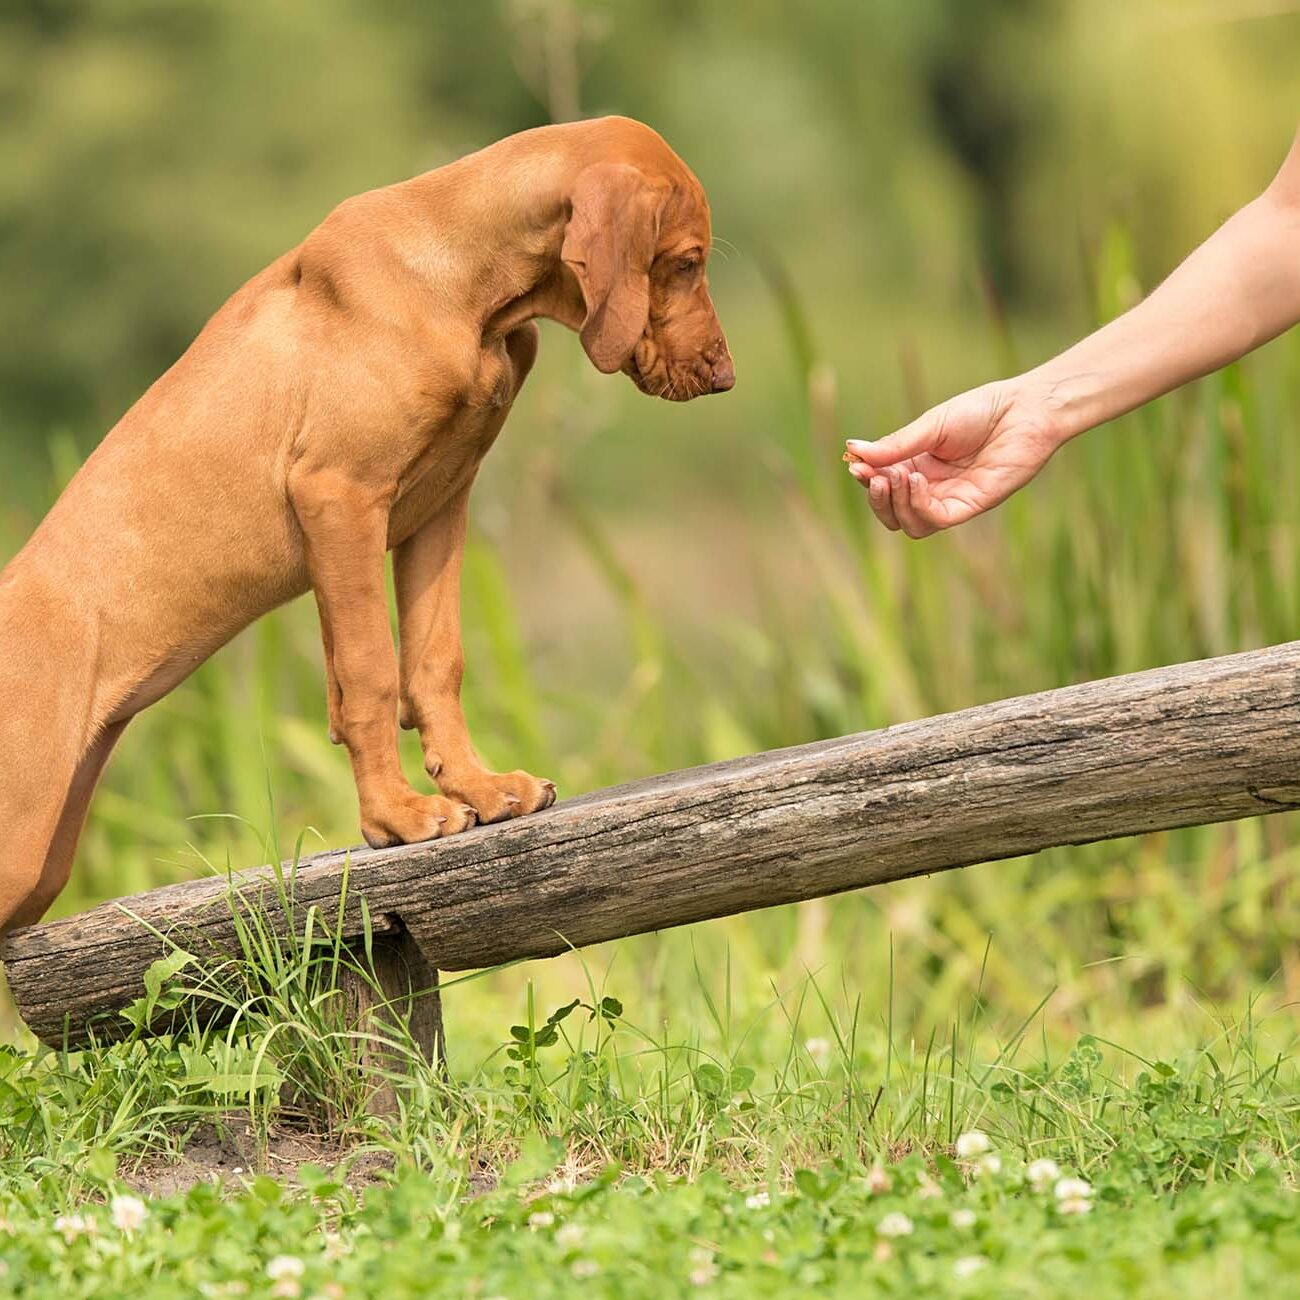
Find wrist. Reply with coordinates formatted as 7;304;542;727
1000;371;1083;449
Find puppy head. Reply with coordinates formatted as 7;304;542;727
561;128;733;401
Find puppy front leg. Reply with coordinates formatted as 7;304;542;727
290;470;477;848
394;487;556;823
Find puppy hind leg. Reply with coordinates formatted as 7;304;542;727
6;718;128;931
0;580;98;933
0;736;81;934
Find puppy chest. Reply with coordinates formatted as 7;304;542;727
387;412;509;546
466;345;517;410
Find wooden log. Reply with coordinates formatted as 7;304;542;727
7;640;1300;1047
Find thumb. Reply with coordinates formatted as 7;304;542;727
845;407;942;467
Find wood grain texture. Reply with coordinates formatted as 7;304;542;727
7;640;1300;1047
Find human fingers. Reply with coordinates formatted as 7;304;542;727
845;404;945;469
887;468;939;539
855;467;900;530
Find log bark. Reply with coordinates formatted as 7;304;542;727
7;640;1300;1047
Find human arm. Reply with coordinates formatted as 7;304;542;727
847;124;1300;537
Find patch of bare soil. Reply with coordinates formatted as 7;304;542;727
126;1112;394;1199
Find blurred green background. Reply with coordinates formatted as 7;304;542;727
3;0;1300;1058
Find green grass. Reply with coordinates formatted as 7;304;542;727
4;235;1300;1294
5;1148;1300;1298
2;943;1299;1296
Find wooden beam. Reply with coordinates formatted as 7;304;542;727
7;640;1300;1047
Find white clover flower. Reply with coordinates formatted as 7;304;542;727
877;1212;914;1238
872;1239;893;1262
953;1255;988;1279
571;1258;599;1278
54;1213;92;1244
805;1037;832;1069
556;1223;586;1249
950;1208;977;1230
865;1163;892;1194
270;1283;301;1300
745;1191;770;1210
321;1231;348;1262
917;1172;944;1200
1054;1177;1093;1201
974;1153;1002;1178
547;1174;579;1195
955;1131;992;1158
110;1195;148;1234
1027;1159;1061;1191
266;1256;306;1281
688;1247;718;1285
1058;1196;1092;1216
528;1211;555;1230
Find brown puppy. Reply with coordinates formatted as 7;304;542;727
0;116;733;933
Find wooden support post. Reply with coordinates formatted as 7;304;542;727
339;916;444;1113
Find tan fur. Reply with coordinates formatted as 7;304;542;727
0;116;732;931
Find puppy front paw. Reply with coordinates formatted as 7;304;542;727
439;768;557;825
360;793;478;849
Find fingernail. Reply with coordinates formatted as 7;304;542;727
910;473;923;489
846;439;872;450
869;476;885;495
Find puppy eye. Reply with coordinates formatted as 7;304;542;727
677;257;700;274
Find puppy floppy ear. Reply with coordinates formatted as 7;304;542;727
561;163;663;374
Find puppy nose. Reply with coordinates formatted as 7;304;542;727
710;356;735;393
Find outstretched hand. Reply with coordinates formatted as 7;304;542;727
844;381;1065;537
